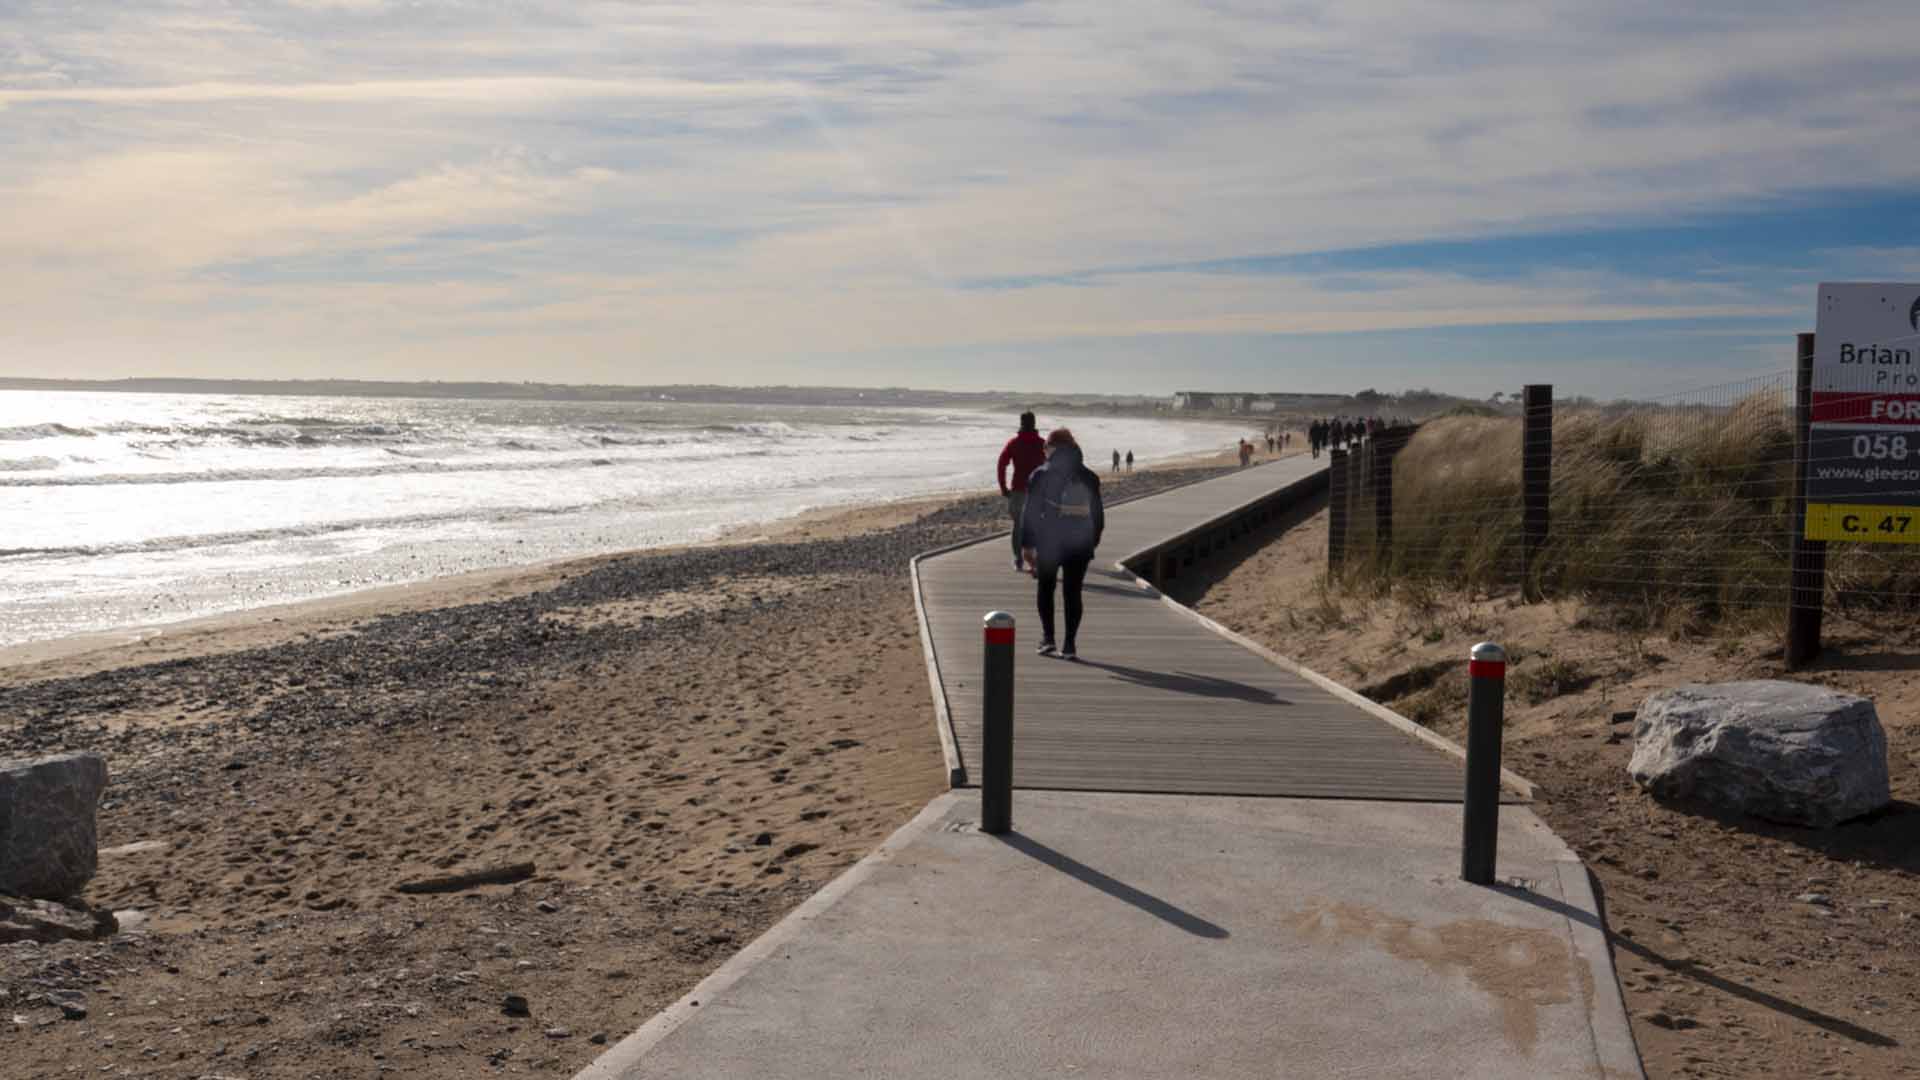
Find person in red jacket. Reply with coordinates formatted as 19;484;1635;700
997;411;1048;572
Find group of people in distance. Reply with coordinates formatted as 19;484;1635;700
996;412;1106;661
1307;416;1399;458
1238;430;1296;466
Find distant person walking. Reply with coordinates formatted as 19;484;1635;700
996;411;1048;573
1112;449;1121;474
1124;450;1133;473
1238;440;1253;467
1019;428;1105;660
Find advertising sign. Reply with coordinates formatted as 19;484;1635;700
1806;283;1920;542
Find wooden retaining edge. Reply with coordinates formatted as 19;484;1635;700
1119;467;1329;579
908;544;972;789
1110;468;1539;802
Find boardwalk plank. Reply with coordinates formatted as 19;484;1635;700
916;457;1467;800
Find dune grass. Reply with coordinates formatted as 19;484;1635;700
1335;391;1920;629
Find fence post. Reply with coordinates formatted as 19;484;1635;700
1328;448;1348;572
1373;427;1409;567
981;611;1016;834
1522;385;1553;602
1350;441;1368;558
1787;333;1826;669
1461;642;1506;885
1373;429;1394;563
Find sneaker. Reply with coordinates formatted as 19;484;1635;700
1061;644;1078;661
1036;640;1057;657
1013;557;1025;572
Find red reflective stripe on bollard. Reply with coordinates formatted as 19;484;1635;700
984;627;1015;646
1468;660;1504;679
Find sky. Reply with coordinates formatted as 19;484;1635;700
2;1;1919;400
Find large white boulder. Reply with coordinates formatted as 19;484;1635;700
1629;681;1889;827
0;753;109;900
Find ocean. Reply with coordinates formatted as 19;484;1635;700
0;390;1244;649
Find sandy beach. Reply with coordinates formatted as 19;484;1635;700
0;456;1240;1079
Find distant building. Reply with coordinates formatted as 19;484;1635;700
1176;390;1350;412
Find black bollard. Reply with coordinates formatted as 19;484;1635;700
981;611;1016;834
1460;641;1506;884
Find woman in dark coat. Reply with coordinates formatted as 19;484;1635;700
1019;428;1106;660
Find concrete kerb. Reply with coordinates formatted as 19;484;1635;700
1555;857;1649;1079
571;793;964;1080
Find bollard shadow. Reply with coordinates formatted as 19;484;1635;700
1486;877;1898;1048
1070;658;1291;705
998;832;1229;939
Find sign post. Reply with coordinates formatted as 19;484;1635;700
1804;283;1920;543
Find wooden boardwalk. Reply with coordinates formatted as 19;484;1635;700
914;456;1467;800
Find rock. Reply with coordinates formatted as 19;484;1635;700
535;899;559;914
1796;892;1832;906
544;1027;571;1039
589;1032;608;1045
0;895;117;944
0;753;109;900
1629;682;1890;827
502;994;531;1017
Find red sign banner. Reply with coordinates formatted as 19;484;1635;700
1811;390;1920;425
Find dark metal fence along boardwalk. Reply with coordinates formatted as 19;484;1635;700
914;456;1467;800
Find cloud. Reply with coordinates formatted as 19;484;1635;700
2;0;1919;394
0;76;793;108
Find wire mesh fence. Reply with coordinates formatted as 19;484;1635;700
1323;370;1920;624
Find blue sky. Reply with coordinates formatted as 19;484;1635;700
2;1;1918;399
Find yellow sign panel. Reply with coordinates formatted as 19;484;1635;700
1806;503;1920;543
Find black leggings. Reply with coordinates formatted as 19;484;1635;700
1036;556;1091;646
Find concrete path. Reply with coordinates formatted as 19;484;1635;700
573;458;1640;1079
578;790;1642;1079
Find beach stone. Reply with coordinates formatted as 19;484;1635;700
0;753;109;899
1629;681;1889;827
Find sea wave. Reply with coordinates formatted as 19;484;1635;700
0;455;60;472
0;446;774;487
0;503;602;562
0;422;95;440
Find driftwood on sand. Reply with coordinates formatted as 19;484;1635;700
393;862;536;894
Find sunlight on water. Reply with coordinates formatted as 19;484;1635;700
0;390;1245;647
